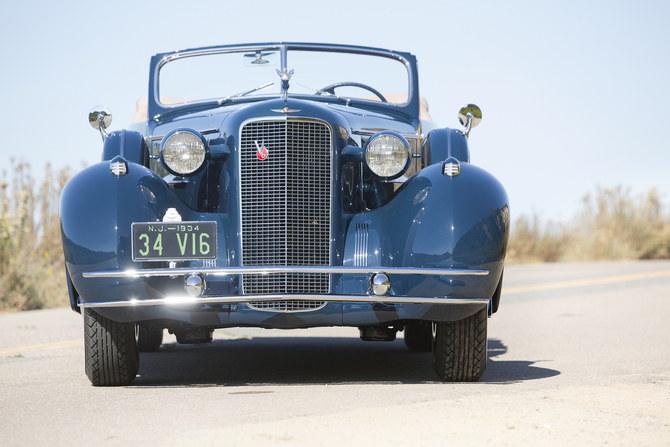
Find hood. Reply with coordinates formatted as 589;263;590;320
150;98;418;140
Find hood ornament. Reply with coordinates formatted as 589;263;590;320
276;68;294;102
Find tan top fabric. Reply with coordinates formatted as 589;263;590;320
367;93;432;121
132;97;185;123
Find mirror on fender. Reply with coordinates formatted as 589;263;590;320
88;105;113;141
458;104;482;138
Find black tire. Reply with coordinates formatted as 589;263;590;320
404;322;433;352
138;326;163;352
84;308;139;386
432;308;487;382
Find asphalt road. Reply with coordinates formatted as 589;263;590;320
1;260;669;446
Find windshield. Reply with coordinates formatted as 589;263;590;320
158;47;410;106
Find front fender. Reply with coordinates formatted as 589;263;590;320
343;162;509;299
101;130;150;167
60;160;229;307
421;128;470;165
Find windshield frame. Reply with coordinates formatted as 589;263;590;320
147;43;420;123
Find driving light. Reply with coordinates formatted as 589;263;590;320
184;273;206;297
365;132;411;180
160;129;207;176
371;272;390;296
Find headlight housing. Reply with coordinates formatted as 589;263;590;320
364;132;411;180
160;129;207;176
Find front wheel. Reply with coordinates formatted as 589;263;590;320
404;322;433;352
84;308;139;386
138;326;163;352
432;308;487;382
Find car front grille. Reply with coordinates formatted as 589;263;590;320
240;119;332;295
247;301;327;312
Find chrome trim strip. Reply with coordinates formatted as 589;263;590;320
82;266;488;278
354;223;369;267
79;295;489;309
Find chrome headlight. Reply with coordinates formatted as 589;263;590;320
160;129;207;176
364;132;411;180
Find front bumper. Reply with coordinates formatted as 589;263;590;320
81;265;488;308
77;265;492;327
82;265;487;279
79;293;489;309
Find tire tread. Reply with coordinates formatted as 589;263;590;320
432;308;487;382
84;308;139;386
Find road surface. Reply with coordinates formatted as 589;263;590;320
1;260;669;446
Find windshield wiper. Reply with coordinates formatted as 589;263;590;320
296;83;350;105
297;83;333;96
218;82;275;105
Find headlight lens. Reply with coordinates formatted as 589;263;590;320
161;130;206;175
365;133;411;179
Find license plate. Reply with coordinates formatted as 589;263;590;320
132;222;217;261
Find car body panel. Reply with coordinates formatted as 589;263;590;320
62;43;508;337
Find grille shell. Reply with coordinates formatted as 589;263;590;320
239;119;332;295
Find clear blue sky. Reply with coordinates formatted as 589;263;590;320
1;0;668;223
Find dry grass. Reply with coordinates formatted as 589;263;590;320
0;161;668;311
507;186;670;263
0;161;71;311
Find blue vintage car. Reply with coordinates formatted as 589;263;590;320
60;43;509;385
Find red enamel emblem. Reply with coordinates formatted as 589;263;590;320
256;146;268;160
254;140;268;160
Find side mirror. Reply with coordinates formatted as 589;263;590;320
89;106;113;141
458;104;482;138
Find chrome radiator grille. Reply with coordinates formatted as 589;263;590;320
240;120;332;295
247;301;327;312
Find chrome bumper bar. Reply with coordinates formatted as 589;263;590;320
79;294;490;309
82;266;489;279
